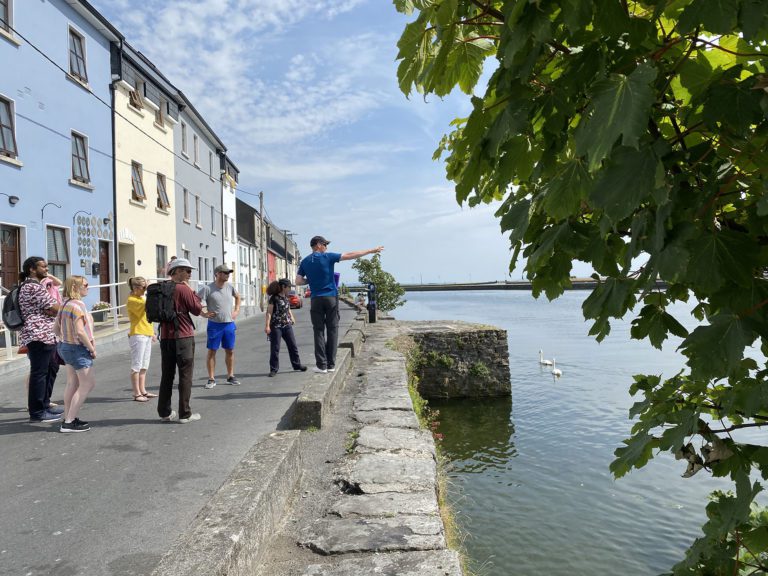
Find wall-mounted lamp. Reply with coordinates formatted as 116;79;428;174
102;217;111;226
0;193;20;206
72;209;92;224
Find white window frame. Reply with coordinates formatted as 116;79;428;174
155;99;165;126
46;225;69;280
70;131;90;183
129;78;144;110
209;151;214;177
183;188;190;221
156;244;167;279
193;134;199;165
224;214;229;241
211;206;216;235
195;195;201;227
68;26;88;84
181;121;187;155
0;94;18;159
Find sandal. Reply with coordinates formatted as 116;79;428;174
142;392;158;398
133;394;149;402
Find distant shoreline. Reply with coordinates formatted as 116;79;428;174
347;279;668;292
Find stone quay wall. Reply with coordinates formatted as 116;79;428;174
406;321;511;399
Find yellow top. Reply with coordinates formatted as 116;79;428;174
127;295;154;336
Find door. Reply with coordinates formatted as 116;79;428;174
99;241;110;303
0;225;20;290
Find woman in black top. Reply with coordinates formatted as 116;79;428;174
265;279;307;376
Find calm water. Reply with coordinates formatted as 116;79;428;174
394;290;736;576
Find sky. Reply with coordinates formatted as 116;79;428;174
90;0;550;284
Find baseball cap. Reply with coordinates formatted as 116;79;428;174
310;235;330;247
167;257;196;273
214;264;233;274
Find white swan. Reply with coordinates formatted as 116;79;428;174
551;358;562;377
538;350;553;366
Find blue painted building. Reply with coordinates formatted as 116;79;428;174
0;0;121;308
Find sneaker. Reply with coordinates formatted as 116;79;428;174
226;376;241;386
47;405;64;414
60;418;90;433
268;371;277;377
204;378;217;389
327;366;336;373
293;365;308;372
30;410;62;423
179;413;201;424
313;367;328;374
160;410;178;422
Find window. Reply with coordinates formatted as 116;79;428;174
182;249;190;260
0;96;18;158
212;257;217;272
181;122;187;154
198;257;203;281
211;206;216;234
71;132;89;183
131;161;145;201
183;188;189;220
209;151;213;176
193;134;199;165
129;78;144;109
156;245;167;279
195;195;201;225
156;173;170;209
224;215;229;241
155;99;165;126
68;28;88;83
230;217;235;240
0;0;11;32
46;226;68;280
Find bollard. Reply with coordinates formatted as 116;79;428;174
366;282;377;323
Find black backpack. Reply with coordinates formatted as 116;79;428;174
145;281;177;324
2;284;24;331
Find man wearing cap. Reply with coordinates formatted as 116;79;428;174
198;264;241;388
158;258;203;423
296;236;383;373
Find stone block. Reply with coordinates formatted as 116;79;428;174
347;453;436;494
353;409;419;429
356;426;435;457
329;491;439;518
301;550;462;576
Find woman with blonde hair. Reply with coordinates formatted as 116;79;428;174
126;277;156;401
54;275;96;433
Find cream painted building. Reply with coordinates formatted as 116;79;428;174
112;43;180;301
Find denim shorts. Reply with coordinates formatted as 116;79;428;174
57;342;93;370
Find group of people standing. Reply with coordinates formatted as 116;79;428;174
14;234;382;433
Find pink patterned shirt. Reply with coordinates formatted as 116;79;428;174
18;279;56;346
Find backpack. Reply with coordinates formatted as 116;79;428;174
145;281;177;324
2;284;24;331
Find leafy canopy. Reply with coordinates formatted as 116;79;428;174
394;0;768;572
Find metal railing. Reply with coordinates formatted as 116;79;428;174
1;278;262;362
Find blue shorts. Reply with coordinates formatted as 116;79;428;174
207;321;236;351
57;342;93;370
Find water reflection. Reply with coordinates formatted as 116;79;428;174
431;397;514;474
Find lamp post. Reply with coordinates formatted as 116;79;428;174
72;210;92;224
282;229;291;279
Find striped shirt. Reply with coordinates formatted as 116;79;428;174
59;299;94;345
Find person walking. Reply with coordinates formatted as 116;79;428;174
265;279;307;377
157;258;203;423
17;257;62;423
55;276;97;432
295;236;383;373
126;277;157;402
198;264;241;389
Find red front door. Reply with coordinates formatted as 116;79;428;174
99;241;110;303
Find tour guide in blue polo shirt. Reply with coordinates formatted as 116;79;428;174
296;235;384;373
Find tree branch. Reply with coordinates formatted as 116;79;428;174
694;37;768;58
469;0;504;21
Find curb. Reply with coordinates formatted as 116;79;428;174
151;429;302;576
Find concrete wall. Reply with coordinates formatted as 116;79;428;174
407;321;511;399
0;0;115;305
173;110;222;283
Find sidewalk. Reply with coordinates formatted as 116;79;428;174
0;304;358;576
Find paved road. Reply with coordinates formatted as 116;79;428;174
0;303;357;576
